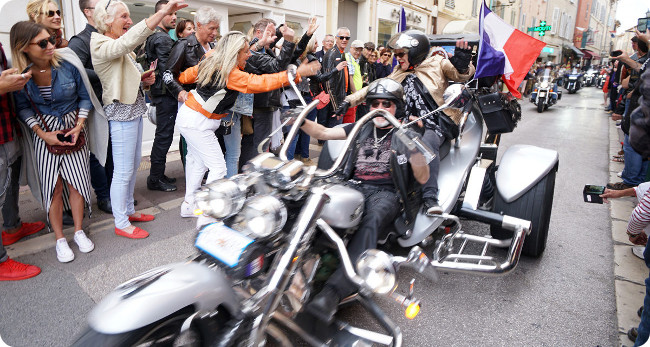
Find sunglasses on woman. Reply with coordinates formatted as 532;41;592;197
30;36;56;49
394;52;406;58
44;10;61;17
370;100;394;108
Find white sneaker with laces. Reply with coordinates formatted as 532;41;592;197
181;201;199;218
56;238;74;263
74;230;95;253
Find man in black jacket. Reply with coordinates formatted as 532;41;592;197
238;18;296;169
163;6;218;101
67;0;112;214
162;6;218;169
322;27;351;127
145;0;178;192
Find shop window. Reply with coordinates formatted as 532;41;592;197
378;19;396;47
285;21;304;39
445;0;455;9
231;21;253;35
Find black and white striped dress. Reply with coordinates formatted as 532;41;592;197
25;86;92;218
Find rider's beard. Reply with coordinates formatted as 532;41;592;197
373;117;390;128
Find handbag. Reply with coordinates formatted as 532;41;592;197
477;91;521;134
24;88;86;155
215;118;233;136
314;91;330;110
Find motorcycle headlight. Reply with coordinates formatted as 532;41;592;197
195;178;246;219
234;195;287;239
356;249;396;294
540;82;549;88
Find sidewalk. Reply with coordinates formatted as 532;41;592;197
609;119;647;346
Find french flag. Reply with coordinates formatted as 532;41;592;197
475;1;545;98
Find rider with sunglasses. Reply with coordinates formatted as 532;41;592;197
338;30;475;215
297;78;430;323
321;27;353;128
26;0;68;48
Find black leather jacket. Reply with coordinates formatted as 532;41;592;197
244;40;295;109
144;27;174;97
163;33;213;98
322;46;349;111
68;24;102;102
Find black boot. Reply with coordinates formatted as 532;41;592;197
305;286;340;323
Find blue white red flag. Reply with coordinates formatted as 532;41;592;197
475;1;545;97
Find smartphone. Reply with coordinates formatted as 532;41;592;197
610;50;623;57
21;63;34;74
583;184;606;204
639;18;648;33
57;133;73;143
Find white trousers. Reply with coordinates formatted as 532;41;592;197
177;124;227;204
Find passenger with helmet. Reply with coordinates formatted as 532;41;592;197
299;78;430;323
337;30;475;215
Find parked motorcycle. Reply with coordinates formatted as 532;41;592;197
530;74;561;113
73;37;559;346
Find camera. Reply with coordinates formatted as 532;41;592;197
610;50;623;57
583;184;605;204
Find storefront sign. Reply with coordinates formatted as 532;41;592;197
542;47;554;54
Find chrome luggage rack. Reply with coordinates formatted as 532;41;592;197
428;213;530;275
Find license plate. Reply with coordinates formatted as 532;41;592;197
539;92;546;97
195;223;253;268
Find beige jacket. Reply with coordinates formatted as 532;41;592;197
345;55;475;124
90;20;154;105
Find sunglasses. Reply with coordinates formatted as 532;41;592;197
44;10;61;17
30;36;56;49
394;52;406;58
370;100;394;108
337;36;351;41
382;53;391;56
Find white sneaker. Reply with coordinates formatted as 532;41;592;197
74;230;95;253
56;238;74;263
181;201;199;218
617;171;623;178
633;246;645;260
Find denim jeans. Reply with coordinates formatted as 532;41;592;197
222;111;242;177
109;117;143;229
622;134;648;186
635;244;650;346
89;152;110;201
286;96;317;160
0;140;22;262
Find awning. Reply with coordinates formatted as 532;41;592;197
564;44;584;57
581;49;601;59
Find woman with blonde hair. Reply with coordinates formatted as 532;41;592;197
12;21;101;262
175;30;319;217
26;0;68;48
90;0;187;239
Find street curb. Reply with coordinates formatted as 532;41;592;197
610;116;646;347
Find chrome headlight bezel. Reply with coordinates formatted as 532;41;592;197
232;195;287;239
356;249;397;295
195;177;246;219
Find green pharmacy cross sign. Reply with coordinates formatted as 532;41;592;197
527;21;552;37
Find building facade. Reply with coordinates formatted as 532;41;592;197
574;0;617;66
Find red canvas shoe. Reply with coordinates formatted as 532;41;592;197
128;214;155;222
115;227;149;239
2;222;46;246
0;258;41;281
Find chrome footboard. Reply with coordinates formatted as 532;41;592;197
428;213;531;275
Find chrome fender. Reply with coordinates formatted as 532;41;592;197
495;144;559;203
88;262;240;334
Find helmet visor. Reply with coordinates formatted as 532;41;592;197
387;33;420;50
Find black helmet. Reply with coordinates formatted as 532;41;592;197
366;78;404;103
387;30;430;68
